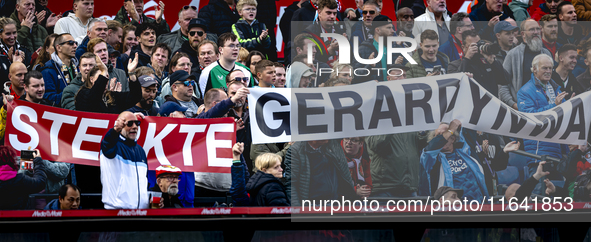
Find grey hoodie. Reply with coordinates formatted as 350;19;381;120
54;12;95;44
287;62;313;88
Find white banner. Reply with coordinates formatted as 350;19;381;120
248;74;591;145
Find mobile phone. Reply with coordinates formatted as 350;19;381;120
21;150;34;161
432;65;441;74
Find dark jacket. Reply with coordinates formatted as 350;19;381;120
121;45;152;72
280;1;300;50
350;21;371;44
351;38;379;84
149;184;183;208
0;157;46;210
232;19;272;58
285;140;356;206
576;68;591;91
291;0;317;34
75;75;141;114
557;23;584;46
40;56;77;106
462;130;509;196
531;2;551;21
246;171;290;206
17;93;54;106
0;42;32;86
438;36;462;63
552;70;584;99
198;0;240;37
229;155;251;206
60;75;84;110
304;21;346;64
196;98;234;119
156;30;186;55
448;57;510;97
10;11;48;54
44;198;60;210
163;95;204;118
469;4;515;42
114;6;170;37
405;49;450;79
126;105;159;116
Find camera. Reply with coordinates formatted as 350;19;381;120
476;40;499;56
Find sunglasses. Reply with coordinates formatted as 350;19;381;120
546;0;560;2
174;80;195;86
400;14;414;19
59;40;77;46
189;31;204;37
232;77;250;83
362;10;376;15
183;5;197;11
126;120;141;127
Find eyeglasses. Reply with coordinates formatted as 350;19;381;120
183;5;197;11
546;0;560;3
189;31;204;37
160;176;181;182
343;138;362;144
59;40;77;46
232;77;250;83
126;120;141;127
526;27;542;33
243;7;257;12
174;80;195;86
362;10;376;15
224;44;241;49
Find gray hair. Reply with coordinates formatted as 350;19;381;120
363;0;381;13
450;12;470;35
531;54;553;72
88;18;106;32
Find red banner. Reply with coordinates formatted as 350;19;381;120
5;100;236;173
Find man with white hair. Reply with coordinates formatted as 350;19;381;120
501;19;552;110
517;54;569;195
150;165;184;208
412;0;451;45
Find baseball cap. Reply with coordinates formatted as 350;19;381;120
170;70;196;84
433;186;464;200
138;75;158;87
371;15;393;30
302;69;316;77
494;21;518;34
188;18;208;33
158;102;188;117
155;165;182;178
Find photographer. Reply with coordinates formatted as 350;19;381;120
449;30;510;97
0;147;47;210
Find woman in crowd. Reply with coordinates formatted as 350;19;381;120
0;147;46;210
32;33;58;70
0;17;32;82
245;50;265;86
246;153;290;206
329;63;353;84
158;52;194;105
120;25;138;57
237;47;250;66
75;57;141;114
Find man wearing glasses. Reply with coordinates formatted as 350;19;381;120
156;5;198;54
173;18;209;79
41;33;79;106
439;12;474;63
164;70;202;118
100;111;149;209
396;7;415;38
199;33;252;97
350;0;381;43
150;165;184;208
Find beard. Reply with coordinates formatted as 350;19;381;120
167;184;179;196
526;36;543;52
139;98;154;110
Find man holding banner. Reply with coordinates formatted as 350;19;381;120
100;111;149;209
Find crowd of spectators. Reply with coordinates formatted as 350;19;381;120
0;0;590;211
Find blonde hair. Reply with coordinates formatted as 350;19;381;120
0;17;17;33
237;0;258;12
238;47;250;63
329;62;353;79
254;153;282;173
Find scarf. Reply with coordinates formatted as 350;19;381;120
0;39;21;64
50;52;79;86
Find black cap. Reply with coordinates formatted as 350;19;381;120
159;102;188;117
170;70;196;83
371;15;393;30
188;18;207;33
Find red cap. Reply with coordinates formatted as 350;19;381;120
155;165;182;178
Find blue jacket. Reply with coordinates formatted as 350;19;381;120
438;36;461;63
230;154;251;206
517;73;568;164
420;130;488;201
44;198;60;210
147;170;194;208
350;21;370;43
100;128;149;209
41;58;78;106
196;98;234;119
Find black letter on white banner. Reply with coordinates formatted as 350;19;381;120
255;93;291;137
491;104;507;130
329;91;364;132
296;93;328;134
369;86;401;129
509;110;527;134
469;80;492;125
530;107;563;138
560;98;586;140
403;83;434;125
436;78;459;120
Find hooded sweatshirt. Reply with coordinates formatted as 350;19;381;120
286;62;313;88
54;12;95;44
